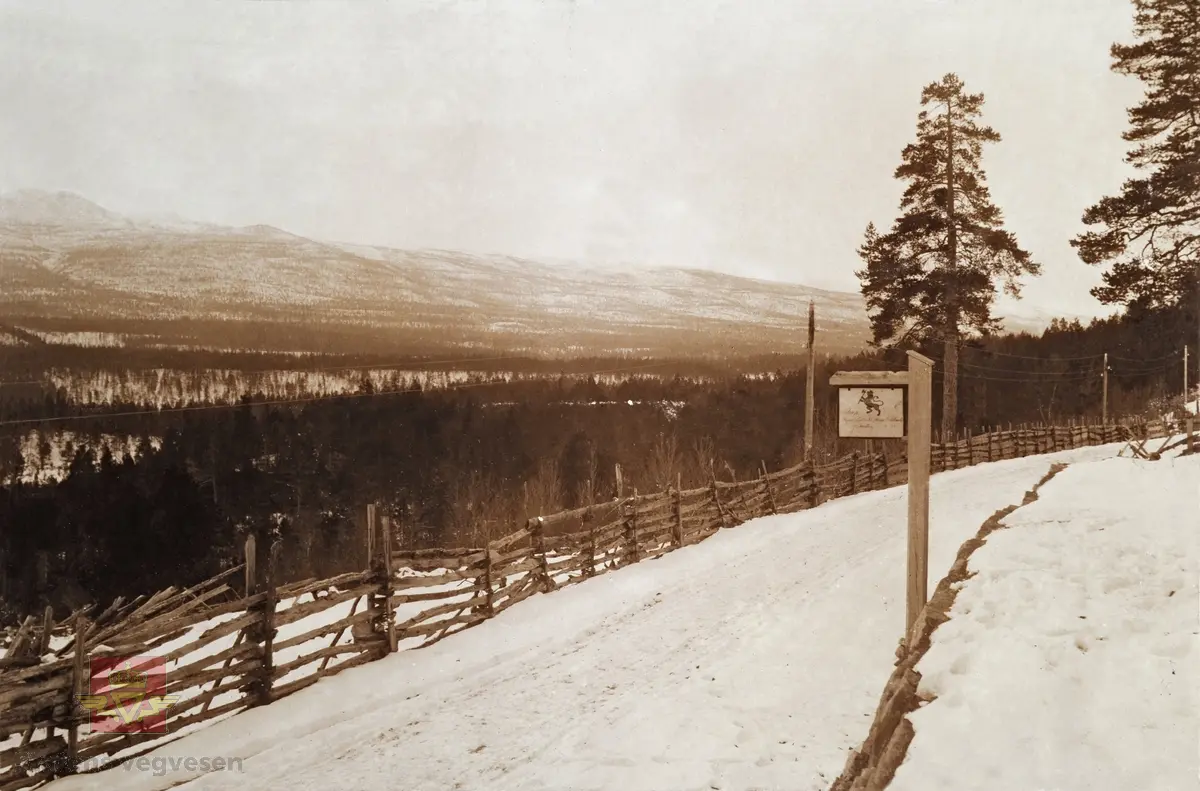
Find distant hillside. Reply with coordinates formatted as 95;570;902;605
0;189;1060;358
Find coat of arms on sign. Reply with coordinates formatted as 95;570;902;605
837;386;904;438
859;389;884;416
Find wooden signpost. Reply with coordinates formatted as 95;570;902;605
830;351;934;643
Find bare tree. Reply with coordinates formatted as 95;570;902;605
646;432;679;492
685;436;716;487
522;458;563;520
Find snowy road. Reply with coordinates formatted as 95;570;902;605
51;443;1131;791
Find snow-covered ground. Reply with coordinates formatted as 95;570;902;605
40;441;1149;791
892;451;1199;791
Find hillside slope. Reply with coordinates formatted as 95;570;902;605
45;442;1133;791
0;190;872;356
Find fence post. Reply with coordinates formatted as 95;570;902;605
245;535;277;707
380;514;396;654
673;474;685;544
531;517;552;591
244;533;256;598
363;506;380;651
806;461;819;508
65;615;88;775
849;451;859;494
710;472;731;528
479;540;496;616
625;491;640;564
1187;417;1195;453
759;461;778;514
582;505;597;577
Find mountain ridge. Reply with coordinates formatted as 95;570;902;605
0;190;1067;357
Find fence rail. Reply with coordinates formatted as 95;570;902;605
0;418;1167;789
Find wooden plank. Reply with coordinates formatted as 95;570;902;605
161;643;259;695
392;586;472;605
276;571;375;602
905;351;933;642
271;652;375;702
393;568;477;590
272;610;372;654
829;371;909;386
400;612;485;640
161;656;261;699
271;644;370;681
492;556;540;580
490;526;532;552
0;669;73;709
0;735;66;770
395;595;479;632
273;584;376;629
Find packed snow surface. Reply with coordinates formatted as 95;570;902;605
47;443;1145;791
892;452;1199;791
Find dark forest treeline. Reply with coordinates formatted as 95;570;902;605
0;301;1194;622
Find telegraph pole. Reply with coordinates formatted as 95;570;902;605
804;300;816;459
1102;352;1109;424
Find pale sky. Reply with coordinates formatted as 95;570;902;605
0;0;1142;318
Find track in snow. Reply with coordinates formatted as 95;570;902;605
49;443;1131;791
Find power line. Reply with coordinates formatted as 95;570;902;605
924;355;1178;382
957;360;1100;376
961;347;1104;362
1107;350;1183;363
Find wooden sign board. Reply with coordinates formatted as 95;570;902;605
829;354;934;642
837;386;905;438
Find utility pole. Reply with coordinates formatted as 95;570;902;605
804;300;816;459
1102;352;1109;424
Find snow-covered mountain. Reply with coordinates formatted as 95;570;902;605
0;190;1062;357
0;189;130;227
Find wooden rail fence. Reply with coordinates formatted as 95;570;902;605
0;418;1166;789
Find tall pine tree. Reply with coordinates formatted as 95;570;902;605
1071;0;1199;312
857;73;1039;436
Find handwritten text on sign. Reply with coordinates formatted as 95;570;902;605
837;387;904;438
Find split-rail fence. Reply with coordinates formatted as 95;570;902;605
0;419;1168;790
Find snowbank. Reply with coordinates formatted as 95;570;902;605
829;461;1071;791
889;452;1199;790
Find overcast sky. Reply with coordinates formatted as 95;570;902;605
0;0;1142;318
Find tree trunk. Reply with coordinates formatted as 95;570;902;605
942;94;960;439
